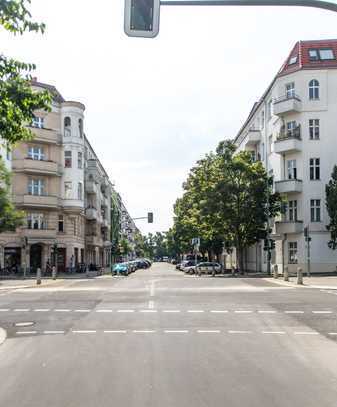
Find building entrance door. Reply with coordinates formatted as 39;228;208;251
30;244;42;274
57;248;66;273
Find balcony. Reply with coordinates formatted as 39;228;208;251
245;129;261;147
85;234;103;247
275;179;303;194
22;228;57;242
12;158;61;176
85;207;97;220
14;194;58;208
274;127;302;154
29;126;62;144
275;220;304;235
273;94;302;116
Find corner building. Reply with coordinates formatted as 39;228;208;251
234;39;337;274
0;80;114;273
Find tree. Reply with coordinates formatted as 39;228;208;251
326;165;337;250
0;1;51;232
0;158;24;232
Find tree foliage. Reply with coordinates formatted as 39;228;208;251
326;165;337;250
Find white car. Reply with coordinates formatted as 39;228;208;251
196;262;222;276
180;261;197;274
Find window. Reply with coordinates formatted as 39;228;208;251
308;49;319;61
65;151;72;168
58;215;64;232
287;160;297;180
78;182;83;200
64;117;71;137
250;150;256;162
28;179;45;196
28;146;44;160
78;119;83;138
288;55;298;65
32;116;44;129
288;242;298;264
309;79;319;100
78;152;83;169
27;213;47;230
286;121;296;136
310;199;321;222
309;158;320;180
288;200;298;222
64;181;72;199
285;82;295;98
309;119;320;140
319;49;335;60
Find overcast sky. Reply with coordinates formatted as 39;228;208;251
1;1;336;234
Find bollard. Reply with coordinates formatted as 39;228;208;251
284;266;289;282
297;267;303;285
52;266;57;280
273;264;278;279
36;267;42;285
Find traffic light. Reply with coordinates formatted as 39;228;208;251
270;239;276;250
124;0;160;38
304;226;308;238
263;239;269;251
147;212;153;223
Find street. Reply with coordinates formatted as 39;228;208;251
0;262;337;407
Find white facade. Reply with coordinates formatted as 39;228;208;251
234;41;337;274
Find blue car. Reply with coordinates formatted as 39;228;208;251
112;263;129;276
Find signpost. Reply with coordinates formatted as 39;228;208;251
125;0;337;38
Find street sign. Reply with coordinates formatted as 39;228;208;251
124;0;160;38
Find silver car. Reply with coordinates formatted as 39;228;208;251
196;262;222;276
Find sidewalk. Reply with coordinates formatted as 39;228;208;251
264;275;337;290
0;278;65;290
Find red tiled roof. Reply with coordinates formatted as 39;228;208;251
278;39;337;76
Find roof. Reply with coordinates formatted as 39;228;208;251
31;79;65;103
234;39;337;144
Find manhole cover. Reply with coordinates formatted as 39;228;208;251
14;322;35;327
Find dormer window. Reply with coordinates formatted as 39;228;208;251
309;49;319;61
309;48;335;61
288;55;297;65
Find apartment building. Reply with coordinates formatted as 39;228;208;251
0;80;117;273
120;202;139;260
234;39;337;274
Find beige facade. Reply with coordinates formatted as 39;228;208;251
0;80;114;274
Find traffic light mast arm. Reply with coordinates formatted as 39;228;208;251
160;0;337;12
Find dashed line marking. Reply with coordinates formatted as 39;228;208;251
104;330;127;333
117;310;134;313
285;311;304;314
34;309;50;312
14;308;30;312
234;310;253;314
258;310;277;314
162;310;180;313
312;311;332;314
74;309;90;313
140;310;157;313
210;310;228;313
294;331;319;335
96;309;113;313
187;310;204;313
43;330;64;334
262;331;286;335
228;330;252;334
133;330;156;333
328;332;337;336
72;330;96;334
17;331;37;335
197;330;220;333
0;309;9;312
164;330;189;333
54;309;71;312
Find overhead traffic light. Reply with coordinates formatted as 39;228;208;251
147;212;153;223
124;0;160;38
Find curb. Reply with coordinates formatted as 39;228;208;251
263;278;337;290
0;279;65;291
0;328;7;346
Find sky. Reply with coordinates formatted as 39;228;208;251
1;1;336;234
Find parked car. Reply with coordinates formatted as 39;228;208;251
171;259;178;265
112;263;129;276
127;261;137;273
196;262;222;276
181;260;197;274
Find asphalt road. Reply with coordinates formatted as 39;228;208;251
0;262;337;407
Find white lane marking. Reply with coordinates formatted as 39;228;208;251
34;309;50;312
150;281;155;297
312;311;333;314
285;311;304;314
140;310;157;313
164;330;189;333
210;310;228;313
0;308;10;312
197;330;221;333
104;330;127;333
228;330;252;334
96;309;113;313
294;331;319;335
262;331;286;335
187;310;204;313
43;330;64;334
14;308;30;312
117;310;134;313
258;310;277;314
148;300;154;309
72;330;96;334
234;310;253;314
54;309;71;312
162;310;180;313
16;331;37;335
328;332;337;336
74;309;90;313
133;330;156;333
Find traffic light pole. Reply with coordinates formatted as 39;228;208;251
160;0;337;12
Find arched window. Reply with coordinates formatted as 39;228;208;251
309;79;319;100
64;117;71;137
78;119;83;138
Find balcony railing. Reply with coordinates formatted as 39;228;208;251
273;94;302;116
277;125;301;141
275;179;303;194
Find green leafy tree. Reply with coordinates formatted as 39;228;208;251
326;165;337;250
